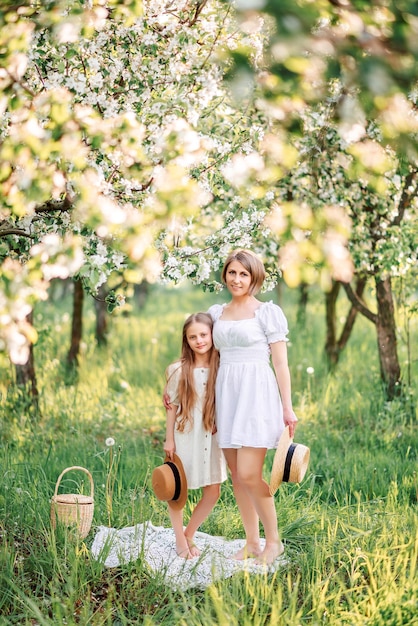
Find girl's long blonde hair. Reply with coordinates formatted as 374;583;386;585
167;312;219;433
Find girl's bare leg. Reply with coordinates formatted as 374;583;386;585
236;447;284;565
223;448;262;560
167;504;192;559
184;483;220;557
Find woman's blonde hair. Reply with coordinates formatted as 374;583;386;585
221;249;266;296
166;312;219;433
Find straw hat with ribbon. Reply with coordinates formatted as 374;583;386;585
269;426;310;495
152;453;188;510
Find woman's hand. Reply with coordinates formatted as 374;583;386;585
163;391;171;410
283;408;298;439
163;439;176;460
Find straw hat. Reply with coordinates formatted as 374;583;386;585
269;426;310;495
152;453;188;510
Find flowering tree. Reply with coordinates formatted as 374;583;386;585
1;0;417;400
1;0;271;368
161;0;418;291
207;0;417;398
227;0;418;154
274;99;417;397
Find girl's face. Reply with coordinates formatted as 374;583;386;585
186;322;213;355
225;260;252;296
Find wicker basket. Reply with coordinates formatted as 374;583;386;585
50;466;94;539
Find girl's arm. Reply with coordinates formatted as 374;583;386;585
163;403;178;460
270;341;298;438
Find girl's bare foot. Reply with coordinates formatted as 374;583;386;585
231;543;262;560
185;534;201;557
255;541;284;566
175;538;193;559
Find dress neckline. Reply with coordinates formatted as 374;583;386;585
218;316;257;322
218;301;264;322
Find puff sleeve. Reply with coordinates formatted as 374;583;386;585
207;303;224;322
257;301;289;344
165;362;182;405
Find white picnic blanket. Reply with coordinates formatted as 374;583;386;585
90;521;288;590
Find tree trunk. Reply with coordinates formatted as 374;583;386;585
15;312;39;413
337;277;366;353
94;285;108;346
325;280;340;366
296;282;309;325
134;280;150;309
375;276;401;398
67;278;84;366
326;278;367;368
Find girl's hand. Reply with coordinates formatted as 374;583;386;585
163;439;176;460
283;408;298;439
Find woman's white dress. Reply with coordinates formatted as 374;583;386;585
166;363;227;490
208;301;288;450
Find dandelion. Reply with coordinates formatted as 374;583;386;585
306;366;315;375
105;441;121;526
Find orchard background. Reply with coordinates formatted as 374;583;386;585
0;282;416;624
0;1;417;624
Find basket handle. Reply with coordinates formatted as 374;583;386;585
53;466;94;499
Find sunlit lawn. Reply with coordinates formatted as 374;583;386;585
0;283;416;625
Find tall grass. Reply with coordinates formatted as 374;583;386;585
0;283;416;625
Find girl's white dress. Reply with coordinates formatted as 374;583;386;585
208;301;288;450
166;363;227;490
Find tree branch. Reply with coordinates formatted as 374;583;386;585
341;280;378;325
0;228;32;239
198;3;231;69
5;70;37;98
392;170;418;227
34;195;73;213
188;0;210;27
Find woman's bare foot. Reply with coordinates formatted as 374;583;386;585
255;541;284;566
176;548;193;559
231;543;262;561
185;534;201;557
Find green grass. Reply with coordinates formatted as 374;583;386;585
0;283;417;625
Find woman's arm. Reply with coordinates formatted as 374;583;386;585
270;341;298;438
162;387;171;410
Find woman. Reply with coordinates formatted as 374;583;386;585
208;249;298;565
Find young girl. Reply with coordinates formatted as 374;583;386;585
163;312;227;559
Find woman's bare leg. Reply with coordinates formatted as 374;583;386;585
167;504;192;559
223;448;262;559
236;447;284;565
184;483;220;556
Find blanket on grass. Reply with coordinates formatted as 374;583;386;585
90;521;288;590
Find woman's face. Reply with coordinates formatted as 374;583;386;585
224;260;252;296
